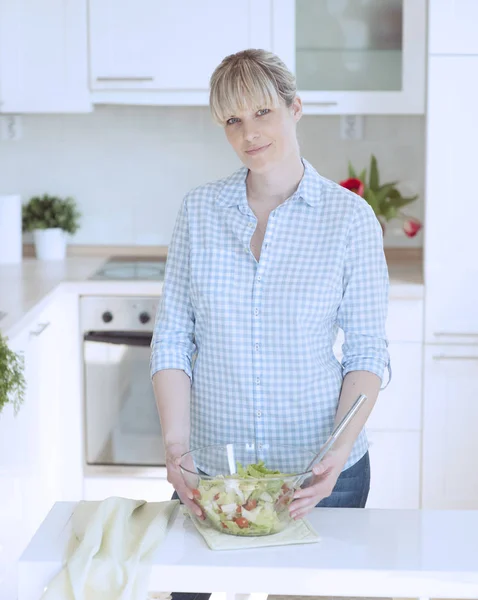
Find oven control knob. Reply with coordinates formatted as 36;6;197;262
102;311;113;323
139;311;151;324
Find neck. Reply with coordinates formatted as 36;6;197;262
246;152;304;206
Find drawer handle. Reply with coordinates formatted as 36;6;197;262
29;322;50;337
433;355;478;361
434;332;478;337
308;101;338;106
96;76;154;82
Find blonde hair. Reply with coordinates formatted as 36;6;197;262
209;49;297;125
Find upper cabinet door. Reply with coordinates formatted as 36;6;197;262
429;0;478;55
271;0;426;114
424;56;478;343
0;0;91;113
89;1;271;91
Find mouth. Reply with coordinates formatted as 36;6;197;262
245;143;271;155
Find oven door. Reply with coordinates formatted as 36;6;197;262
83;330;165;467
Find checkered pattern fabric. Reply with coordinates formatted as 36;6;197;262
151;159;390;473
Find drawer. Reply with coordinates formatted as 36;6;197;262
366;430;420;509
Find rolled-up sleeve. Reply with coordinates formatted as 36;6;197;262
150;197;196;381
337;201;391;387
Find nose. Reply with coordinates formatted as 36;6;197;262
242;120;260;143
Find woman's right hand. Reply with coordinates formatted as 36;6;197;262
166;444;205;520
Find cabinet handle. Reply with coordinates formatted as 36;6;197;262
308;101;338;106
29;322;50;337
434;332;478;338
96;76;154;82
433;355;478;361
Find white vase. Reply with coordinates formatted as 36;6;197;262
0;194;22;264
33;228;67;261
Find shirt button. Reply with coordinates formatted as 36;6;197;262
256;377;260;385
248;222;255;229
255;343;259;351
258;443;263;450
256;410;262;418
254;308;259;316
257;276;262;282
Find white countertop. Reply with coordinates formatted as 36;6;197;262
0;253;424;338
18;501;478;599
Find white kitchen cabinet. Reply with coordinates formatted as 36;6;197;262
0;293;83;586
424;56;478;344
422;345;478;509
429;0;478;55
0;0;91;113
88;0;270;99
271;0;426;114
0;303;59;579
366;430;420;509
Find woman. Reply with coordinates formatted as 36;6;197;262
151;47;390;573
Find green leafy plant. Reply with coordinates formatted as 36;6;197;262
22;194;81;234
340;154;422;237
0;332;26;415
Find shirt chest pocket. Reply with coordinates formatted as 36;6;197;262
190;248;242;311
277;266;342;325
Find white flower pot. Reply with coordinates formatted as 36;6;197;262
33;228;67;261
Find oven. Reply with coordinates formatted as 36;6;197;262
80;295;166;468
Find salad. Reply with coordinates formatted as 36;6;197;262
191;461;295;536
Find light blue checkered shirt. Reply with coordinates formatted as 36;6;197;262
151;158;390;473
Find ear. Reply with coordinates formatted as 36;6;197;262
291;96;303;122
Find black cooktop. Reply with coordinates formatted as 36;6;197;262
88;256;166;281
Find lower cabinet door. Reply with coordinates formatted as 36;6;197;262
366;430;420;509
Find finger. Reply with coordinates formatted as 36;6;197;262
290;500;316;520
312;462;328;477
289;497;317;514
294;481;327;499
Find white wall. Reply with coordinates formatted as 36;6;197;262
0;105;424;247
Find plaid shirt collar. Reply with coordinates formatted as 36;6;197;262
215;157;323;209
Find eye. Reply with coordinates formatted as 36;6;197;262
257;108;270;116
226;117;240;126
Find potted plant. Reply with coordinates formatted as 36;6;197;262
339;155;422;238
22;194;81;260
0;332;26;416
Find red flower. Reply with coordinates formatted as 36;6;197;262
403;217;422;238
339;178;364;197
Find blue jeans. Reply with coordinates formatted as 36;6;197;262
170;451;370;600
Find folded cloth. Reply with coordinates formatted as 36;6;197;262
41;496;180;600
183;506;320;550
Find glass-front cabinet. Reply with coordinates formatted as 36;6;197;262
272;0;426;114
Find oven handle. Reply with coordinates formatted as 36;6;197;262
84;331;152;347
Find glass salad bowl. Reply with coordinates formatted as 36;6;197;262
179;442;316;536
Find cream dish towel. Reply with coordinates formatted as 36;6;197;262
41;496;180;600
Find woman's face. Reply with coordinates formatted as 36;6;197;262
223;96;302;173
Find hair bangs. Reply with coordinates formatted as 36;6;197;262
210;59;281;124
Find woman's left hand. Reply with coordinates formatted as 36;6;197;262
288;449;349;520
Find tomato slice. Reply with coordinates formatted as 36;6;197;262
191;488;201;499
235;517;249;528
244;499;257;511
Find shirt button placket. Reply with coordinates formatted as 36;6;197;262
252;219;271;455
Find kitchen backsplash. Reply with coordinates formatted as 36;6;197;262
0;105;424;248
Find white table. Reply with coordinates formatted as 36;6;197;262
17;502;478;600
